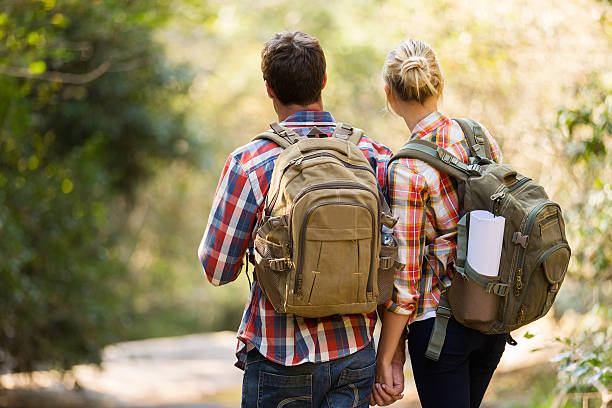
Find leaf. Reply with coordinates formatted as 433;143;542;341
28;61;46;75
524;331;535;339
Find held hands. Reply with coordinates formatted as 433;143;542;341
370;339;406;406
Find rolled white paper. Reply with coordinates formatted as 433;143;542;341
466;210;505;277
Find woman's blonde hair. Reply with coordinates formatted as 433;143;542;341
383;39;443;104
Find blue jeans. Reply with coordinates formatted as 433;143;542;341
241;342;376;408
407;317;507;408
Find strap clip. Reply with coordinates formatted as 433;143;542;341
379;256;394;270
466;164;482;174
436;304;452;319
512;231;529;248
485;282;509;296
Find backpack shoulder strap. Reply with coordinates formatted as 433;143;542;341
252;122;300;149
348;127;365;146
332;122;364;146
389;139;481;181
453;118;493;161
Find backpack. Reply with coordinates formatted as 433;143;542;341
252;122;403;318
390;118;571;360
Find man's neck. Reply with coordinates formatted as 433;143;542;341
274;99;324;122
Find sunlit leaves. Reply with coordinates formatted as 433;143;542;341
0;0;198;373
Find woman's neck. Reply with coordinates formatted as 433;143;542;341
394;96;438;132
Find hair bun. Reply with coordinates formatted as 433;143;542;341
400;56;428;76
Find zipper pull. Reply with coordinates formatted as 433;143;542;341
490;191;506;201
490;191;506;215
290;156;304;166
514;268;523;296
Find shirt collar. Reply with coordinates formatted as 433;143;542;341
410;111;448;140
280;110;336;126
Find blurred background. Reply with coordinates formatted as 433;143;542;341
0;0;610;407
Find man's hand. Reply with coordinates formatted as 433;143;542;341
370;359;404;406
370;337;406;406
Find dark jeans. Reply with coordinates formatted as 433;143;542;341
241;342;376;408
407;317;507;408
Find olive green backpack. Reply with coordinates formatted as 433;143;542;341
390;118;571;360
251;122;402;318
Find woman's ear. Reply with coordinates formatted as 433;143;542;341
384;84;391;99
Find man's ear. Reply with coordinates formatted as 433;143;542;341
321;73;327;91
265;81;276;100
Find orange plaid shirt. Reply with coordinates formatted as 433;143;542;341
386;112;502;323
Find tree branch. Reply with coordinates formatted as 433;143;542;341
0;62;111;85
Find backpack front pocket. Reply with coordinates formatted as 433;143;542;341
294;202;375;311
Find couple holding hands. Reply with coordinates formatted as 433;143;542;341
199;30;506;408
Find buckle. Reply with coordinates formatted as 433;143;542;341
437;305;452;319
512;232;529;249
379;257;393;269
486;282;509;296
467;164;482;175
269;258;291;271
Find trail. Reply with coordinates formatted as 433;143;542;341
0;314;564;407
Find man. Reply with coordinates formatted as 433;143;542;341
198;31;393;408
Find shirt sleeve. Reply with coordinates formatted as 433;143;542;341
198;154;259;286
356;134;393;199
385;160;429;317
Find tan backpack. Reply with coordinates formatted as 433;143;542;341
252;123;402;318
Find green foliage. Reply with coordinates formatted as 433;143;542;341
554;75;612;286
549;75;612;404
0;0;197;372
552;307;612;398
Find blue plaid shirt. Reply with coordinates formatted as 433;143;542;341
198;111;393;368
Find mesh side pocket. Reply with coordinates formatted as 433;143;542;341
254;236;272;258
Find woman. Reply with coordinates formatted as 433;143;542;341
371;39;507;407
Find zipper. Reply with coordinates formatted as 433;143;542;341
516;202;560;271
290;184;380;293
506;177;531;193
267;153;375;212
295;201;377;297
288;181;380;255
539;213;559;232
494;177;533;216
532;242;571;273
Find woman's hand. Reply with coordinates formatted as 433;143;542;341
370;309;410;405
370;331;406;406
370;358;405;406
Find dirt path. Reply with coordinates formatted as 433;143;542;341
0;314;565;407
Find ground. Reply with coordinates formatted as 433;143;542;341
0;315;565;407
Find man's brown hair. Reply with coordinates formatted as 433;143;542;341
261;31;326;106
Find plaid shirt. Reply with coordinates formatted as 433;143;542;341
198;110;393;368
387;112;502;324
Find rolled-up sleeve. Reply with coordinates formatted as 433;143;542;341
198;155;258;286
386;160;429;319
